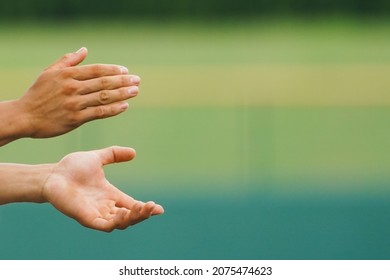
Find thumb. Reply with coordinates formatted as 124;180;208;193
46;47;88;71
96;146;136;166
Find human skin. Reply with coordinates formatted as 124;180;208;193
0;146;164;232
0;47;140;147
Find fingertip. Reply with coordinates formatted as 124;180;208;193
114;146;136;161
130;75;141;85
127;86;139;97
130;148;136;158
116;146;136;160
98;146;136;165
47;48;88;70
74;47;88;64
76;46;88;55
153;204;165;215
53;47;88;69
119;66;129;74
119;102;129;111
144;201;164;215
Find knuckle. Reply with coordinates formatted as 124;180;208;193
68;113;80;125
63;80;78;94
95;105;107;118
121;75;131;87
91;64;103;76
59;68;71;78
63;97;79;111
99;90;110;104
121;88;130;99
100;77;108;89
62;53;73;61
110;105;118;115
64;111;80;126
118;88;129;100
95;104;120;119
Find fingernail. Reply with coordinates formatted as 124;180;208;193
119;66;128;74
120;102;129;111
76;47;87;54
128;86;138;95
130;76;141;84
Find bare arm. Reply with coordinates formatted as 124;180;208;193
0;47;140;146
0;146;164;232
0;162;52;204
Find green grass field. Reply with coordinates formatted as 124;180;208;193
0;19;390;259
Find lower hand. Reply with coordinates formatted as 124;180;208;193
43;146;164;232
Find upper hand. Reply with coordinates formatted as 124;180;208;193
17;47;140;138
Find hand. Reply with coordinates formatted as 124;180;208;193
16;47;140;138
43;146;164;232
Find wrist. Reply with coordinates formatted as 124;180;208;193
34;164;55;203
0;99;34;146
12;98;35;138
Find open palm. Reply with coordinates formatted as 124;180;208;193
43;146;164;232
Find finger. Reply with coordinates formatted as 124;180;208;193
77;101;130;123
95;146;136;166
116;193;137;209
127;202;146;226
90;207;130;232
90;217;117;232
91;202;163;232
117;194;164;217
77;75;140;95
140;201;159;218
139;201;164;216
46;47;88;71
70;64;130;80
79;86;138;108
152;204;165;215
126;201;159;227
113;208;131;230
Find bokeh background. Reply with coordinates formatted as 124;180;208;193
1;0;390;259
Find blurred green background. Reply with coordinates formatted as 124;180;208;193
1;1;390;259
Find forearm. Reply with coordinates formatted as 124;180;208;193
0;100;31;147
0;163;53;205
